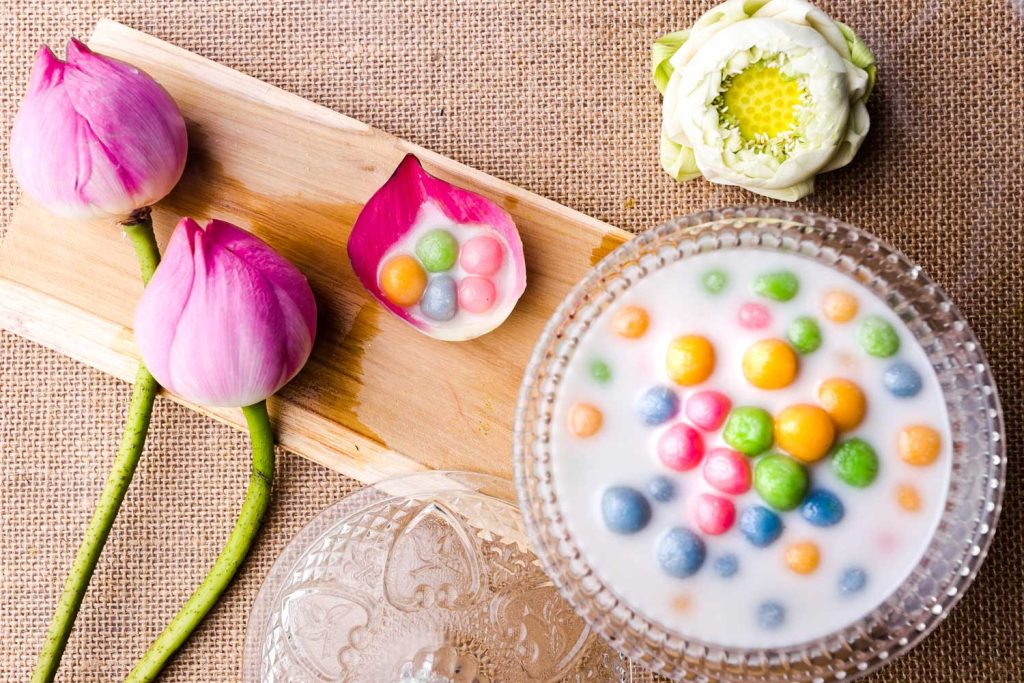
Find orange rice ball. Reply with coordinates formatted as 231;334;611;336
817;378;867;432
784;541;821;575
742;339;797;390
379;254;427;307
569;402;603;438
896;483;922;512
612;305;649;339
898;425;941;466
775;404;836;463
822;290;859;323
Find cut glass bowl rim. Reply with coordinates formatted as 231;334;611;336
512;205;1006;682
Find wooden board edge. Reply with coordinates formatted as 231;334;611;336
0;276;428;483
88;19;631;245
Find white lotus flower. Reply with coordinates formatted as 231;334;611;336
653;0;876;201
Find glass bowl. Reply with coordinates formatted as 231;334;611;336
242;471;632;682
513;206;1005;682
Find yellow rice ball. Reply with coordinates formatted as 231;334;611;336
666;335;716;386
742;338;797;390
817;378;867;432
775;404;836;463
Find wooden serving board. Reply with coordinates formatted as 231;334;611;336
0;20;631;484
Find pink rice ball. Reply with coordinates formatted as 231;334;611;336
702;447;751;494
738;302;771;330
657;423;704;471
458;276;496;313
685;390;731;431
694;493;736;535
460;235;504;276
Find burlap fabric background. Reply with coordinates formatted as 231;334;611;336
1;1;1021;681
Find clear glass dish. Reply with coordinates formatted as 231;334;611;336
242;471;632;682
513;206;1005;682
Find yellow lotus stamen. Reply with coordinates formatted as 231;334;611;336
723;64;803;140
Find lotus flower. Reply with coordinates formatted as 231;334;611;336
10;39;187;220
134;218;317;407
653;0;876;201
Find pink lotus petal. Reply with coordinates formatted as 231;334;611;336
27;45;63;95
207;219;318;339
133;217;200;387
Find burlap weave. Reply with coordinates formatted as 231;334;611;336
1;1;1021;681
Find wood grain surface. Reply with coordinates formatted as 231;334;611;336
0;19;631;484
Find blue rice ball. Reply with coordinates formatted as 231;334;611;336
739;505;783;547
647;475;677;503
713;553;739;578
601;486;651;534
799;488;845;527
757;601;786;629
420;275;458;321
656;527;705;578
884;361;923;398
839;567;868;595
637;385;680;426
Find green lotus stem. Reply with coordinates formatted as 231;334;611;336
126;401;275;682
32;210;161;683
124;208;161;281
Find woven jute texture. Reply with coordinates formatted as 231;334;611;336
1;1;1021;681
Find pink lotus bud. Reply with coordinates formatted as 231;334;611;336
134;218;317;408
10;40;187;220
